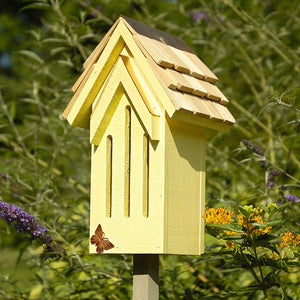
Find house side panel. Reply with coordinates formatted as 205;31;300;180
164;116;206;255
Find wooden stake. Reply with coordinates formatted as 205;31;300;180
133;254;159;300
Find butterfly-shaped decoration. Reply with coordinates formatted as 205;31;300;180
90;224;114;253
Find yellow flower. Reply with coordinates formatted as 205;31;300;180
202;208;233;225
280;232;300;248
236;214;272;235
203;207;272;236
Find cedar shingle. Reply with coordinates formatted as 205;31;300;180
166;69;194;93
168;46;205;79
181;73;207;97
136;35;174;68
184;51;218;83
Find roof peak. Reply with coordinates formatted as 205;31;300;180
119;16;194;53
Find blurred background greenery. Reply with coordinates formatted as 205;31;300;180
0;0;299;299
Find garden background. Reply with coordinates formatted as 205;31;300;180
0;0;299;299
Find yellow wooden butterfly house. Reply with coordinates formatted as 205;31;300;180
63;16;235;255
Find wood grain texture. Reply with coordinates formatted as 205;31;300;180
156;41;190;73
167;88;195;113
136;51;178;91
185;51;218;83
211;101;236;124
168;45;205;78
166;69;194;93
135;34;174;68
186;94;212;119
172;109;233;132
181;73;207;97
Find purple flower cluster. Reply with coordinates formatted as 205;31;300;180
82;0;90;7
91;5;103;17
284;194;299;203
1;172;8;180
189;11;209;23
242;139;264;157
0;201;52;246
278;194;299;206
267;170;280;189
240;140;298;207
1;170;21;198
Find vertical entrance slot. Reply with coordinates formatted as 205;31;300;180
124;106;131;217
106;135;112;217
143;134;149;217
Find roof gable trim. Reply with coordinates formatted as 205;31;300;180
90;57;160;144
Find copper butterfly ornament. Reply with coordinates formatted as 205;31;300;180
91;224;114;253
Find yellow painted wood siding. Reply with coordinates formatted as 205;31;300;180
90;92;165;254
164;116;206;255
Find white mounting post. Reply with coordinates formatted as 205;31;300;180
133;254;159;300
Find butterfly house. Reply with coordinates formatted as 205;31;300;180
63;16;235;255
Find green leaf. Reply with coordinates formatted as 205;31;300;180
254;234;277;242
251;220;283;227
50;47;70;56
238;206;251;218
78;34;99;42
8;101;16;120
206;223;245;233
17;50;43;64
19;2;51;12
257;240;280;254
285;119;300;126
43;38;70;46
276;201;293;211
259;257;282;269
16;244;28;267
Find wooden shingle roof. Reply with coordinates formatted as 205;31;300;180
63;16;235;129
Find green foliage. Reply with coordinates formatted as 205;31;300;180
0;0;299;299
203;203;299;299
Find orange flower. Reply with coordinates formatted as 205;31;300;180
203;207;272;236
236;214;272;235
202;208;233;225
226;241;234;249
280;232;300;247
